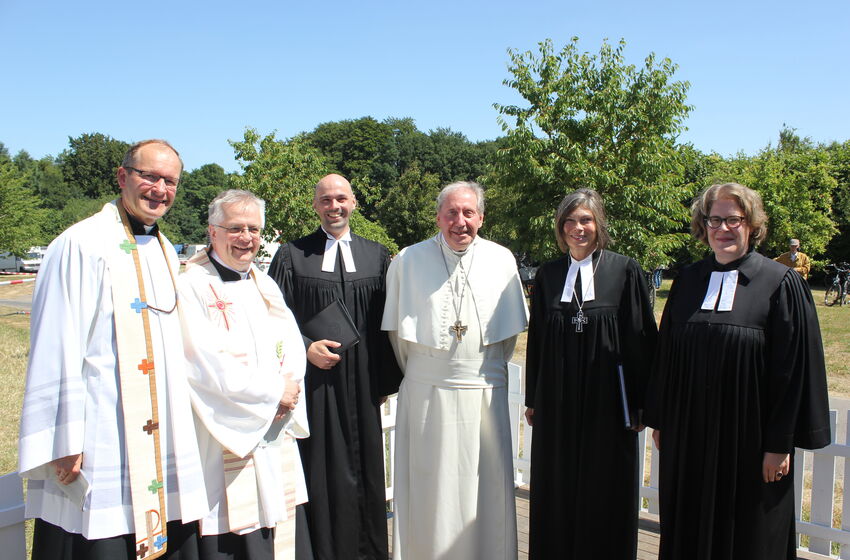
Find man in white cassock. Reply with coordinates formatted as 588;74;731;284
18;140;209;560
382;181;529;560
177;189;311;560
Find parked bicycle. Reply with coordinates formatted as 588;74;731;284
824;262;850;307
644;266;665;310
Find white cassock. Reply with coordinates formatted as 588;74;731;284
18;201;208;539
177;250;309;542
382;235;529;560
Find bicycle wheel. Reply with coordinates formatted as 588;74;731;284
842;282;850;306
825;284;841;306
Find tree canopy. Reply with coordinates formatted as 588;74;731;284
0;148;47;254
487;38;692;269
229;128;398;252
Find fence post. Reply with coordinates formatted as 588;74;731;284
809;411;838;555
0;473;26;560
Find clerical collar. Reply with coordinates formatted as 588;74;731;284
321;227;356;273
124;209;159;237
438;233;477;257
699;250;759;279
209;250;251;282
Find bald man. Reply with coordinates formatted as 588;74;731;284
268;174;402;560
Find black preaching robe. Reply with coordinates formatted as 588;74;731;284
268;228;402;560
644;251;831;560
525;250;657;559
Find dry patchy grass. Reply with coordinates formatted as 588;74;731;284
0;303;30;474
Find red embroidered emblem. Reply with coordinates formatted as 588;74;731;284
207;284;232;330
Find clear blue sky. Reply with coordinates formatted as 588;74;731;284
2;0;848;173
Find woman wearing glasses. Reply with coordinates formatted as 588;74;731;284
644;183;830;560
524;188;657;559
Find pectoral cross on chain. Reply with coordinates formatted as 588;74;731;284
572;310;588;333
450;320;468;341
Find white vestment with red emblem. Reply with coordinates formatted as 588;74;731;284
178;250;308;539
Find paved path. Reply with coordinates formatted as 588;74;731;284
0;299;31;309
388;485;833;559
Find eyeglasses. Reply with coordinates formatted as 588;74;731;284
125;166;180;189
704;215;746;229
212;224;263;237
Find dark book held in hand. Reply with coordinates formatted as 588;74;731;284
301;299;361;354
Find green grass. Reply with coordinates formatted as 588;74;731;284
0;308;29;475
0;305;33;558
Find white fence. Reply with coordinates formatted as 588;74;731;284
381;362;850;559
3;363;849;558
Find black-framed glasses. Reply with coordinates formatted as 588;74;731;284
125;166;180;189
704;215;746;229
212;224;263;237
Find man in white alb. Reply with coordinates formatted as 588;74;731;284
178;189;310;560
18;140;208;560
381;181;528;560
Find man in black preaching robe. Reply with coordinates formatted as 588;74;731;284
268;174;402;560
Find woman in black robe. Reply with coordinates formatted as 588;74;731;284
525;188;658;558
644;182;831;560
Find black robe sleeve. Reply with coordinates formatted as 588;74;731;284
524;259;557;409
372;245;403;399
618;258;658;412
763;269;831;452
642;275;682;430
268;242;314;348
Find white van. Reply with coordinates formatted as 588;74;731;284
18;247;47;272
0;247;47;272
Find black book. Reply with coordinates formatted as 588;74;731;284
301;299;361;354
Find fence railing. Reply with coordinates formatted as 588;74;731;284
3;362;848;559
381;362;849;559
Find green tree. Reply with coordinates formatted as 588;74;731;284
0;158;47;253
488;38;692;269
12;150;34;173
59;133;129;199
28;156;71;211
231;128;397;251
52;196;112;238
230;128;392;250
375;162;441;248
230;128;324;244
161;163;231;243
824;140;850;264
